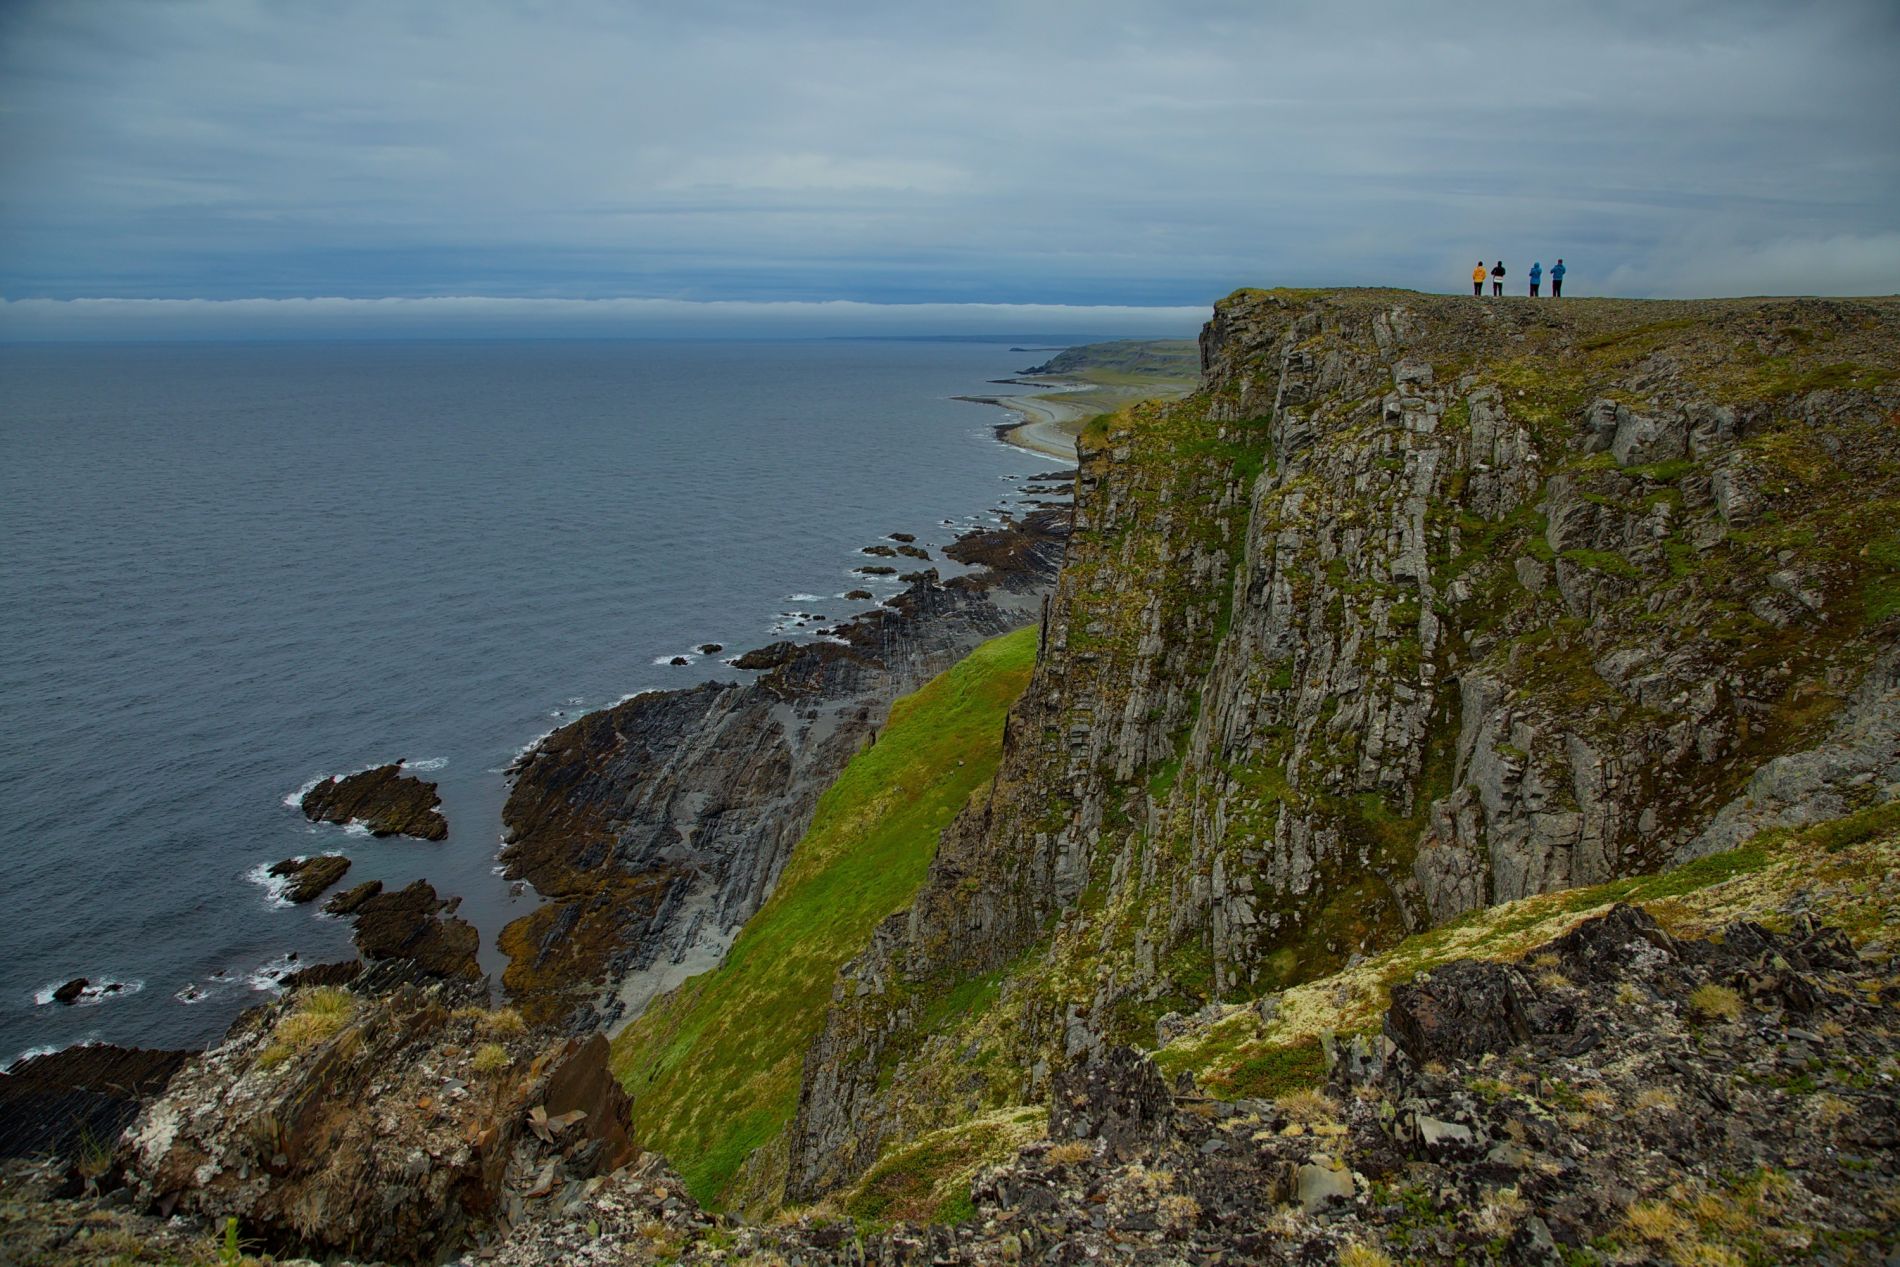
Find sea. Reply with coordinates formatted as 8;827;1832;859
0;337;1075;1066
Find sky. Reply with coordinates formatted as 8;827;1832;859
1;0;1896;339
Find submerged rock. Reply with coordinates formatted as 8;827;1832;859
300;762;448;841
50;978;87;1005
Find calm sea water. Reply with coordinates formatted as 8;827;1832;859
0;338;1065;1064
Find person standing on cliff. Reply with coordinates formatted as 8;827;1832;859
1491;261;1506;296
1551;259;1566;297
1473;261;1485;296
1529;261;1542;297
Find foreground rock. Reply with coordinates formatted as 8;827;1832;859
0;1045;191;1164
357;904;1900;1264
300;762;448;840
267;852;351;903
121;974;634;1263
498;510;1068;1029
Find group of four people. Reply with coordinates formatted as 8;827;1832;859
1473;259;1564;297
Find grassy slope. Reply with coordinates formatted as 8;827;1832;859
610;625;1041;1207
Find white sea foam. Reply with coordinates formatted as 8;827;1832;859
788;592;824;602
404;756;448;771
494;726;559;773
5;1044;67;1071
342;822;372;838
247;952;303;994
651;653;698;666
282;774;328;808
246;859;297;909
33;978;142;1007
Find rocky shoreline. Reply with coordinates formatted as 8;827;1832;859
497;506;1072;1031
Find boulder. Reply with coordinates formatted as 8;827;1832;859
1049;1046;1173;1159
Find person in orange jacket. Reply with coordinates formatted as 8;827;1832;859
1472;262;1485;296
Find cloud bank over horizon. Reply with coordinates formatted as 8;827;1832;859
0;295;1209;342
2;0;1896;337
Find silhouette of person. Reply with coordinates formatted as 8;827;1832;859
1551;259;1566;297
1491;261;1506;296
1472;261;1485;297
1530;262;1542;297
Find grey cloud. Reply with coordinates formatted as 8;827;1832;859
1;0;1895;315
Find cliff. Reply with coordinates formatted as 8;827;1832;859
782;289;1900;1202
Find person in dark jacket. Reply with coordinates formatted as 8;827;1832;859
1551;259;1566;297
1529;261;1542;297
1491;261;1506;296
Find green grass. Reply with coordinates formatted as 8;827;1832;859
611;625;1041;1208
1865;531;1900;622
837;1106;1043;1227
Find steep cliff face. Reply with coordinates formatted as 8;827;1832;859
785;289;1900;1200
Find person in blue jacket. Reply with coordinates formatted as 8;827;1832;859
1529;262;1542;297
1551;259;1566;297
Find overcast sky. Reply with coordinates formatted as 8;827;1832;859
2;0;1896;338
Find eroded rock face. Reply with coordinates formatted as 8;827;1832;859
301;762;448;840
496;513;1068;1030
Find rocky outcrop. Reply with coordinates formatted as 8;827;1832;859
121;974;635;1262
268;853;351;903
301;762;448;840
498;512;1069;1029
785;290;1900;1201
347;879;481;980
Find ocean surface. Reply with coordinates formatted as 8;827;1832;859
0;337;1068;1065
